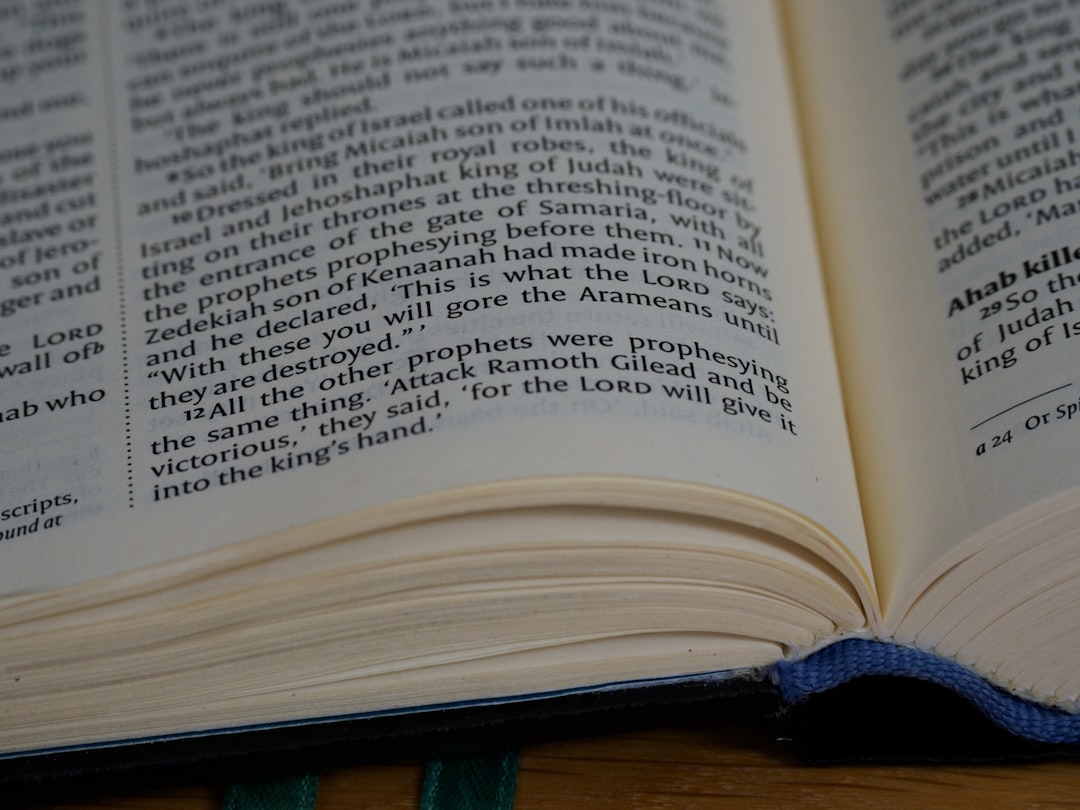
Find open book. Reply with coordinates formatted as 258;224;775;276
3;0;1080;775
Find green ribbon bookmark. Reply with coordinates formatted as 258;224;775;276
223;774;320;810
421;750;520;810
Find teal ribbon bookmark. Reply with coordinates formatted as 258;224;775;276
223;774;320;810
421;750;520;810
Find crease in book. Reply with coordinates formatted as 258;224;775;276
3;0;1080;791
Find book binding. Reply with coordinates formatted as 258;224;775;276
773;639;1080;744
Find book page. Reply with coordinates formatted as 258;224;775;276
0;1;869;600
788;0;1080;615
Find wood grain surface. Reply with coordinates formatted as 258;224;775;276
12;722;1080;809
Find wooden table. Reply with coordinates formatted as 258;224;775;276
12;721;1080;809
